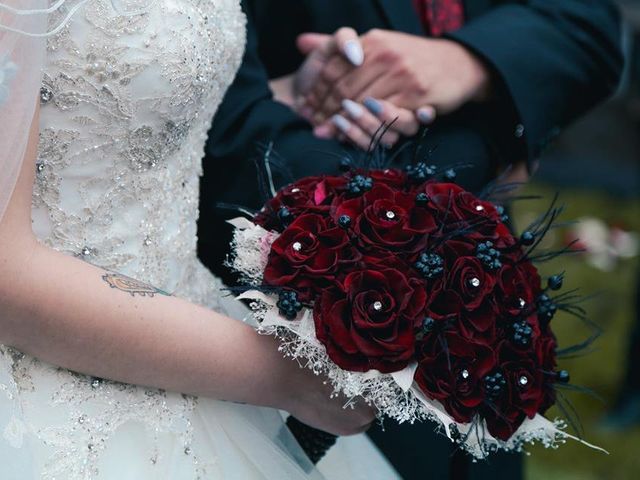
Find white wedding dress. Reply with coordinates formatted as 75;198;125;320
0;1;399;478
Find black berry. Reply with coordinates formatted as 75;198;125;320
347;175;373;196
414;253;444;279
476;241;502;270
277;290;303;320
338;214;352;228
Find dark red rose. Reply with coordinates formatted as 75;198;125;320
263;214;357;301
482;333;557;441
313;266;427;373
415;333;496;423
369;168;409;189
499;343;546;419
496;261;541;317
425;285;464;322
255;176;346;230
424;183;498;222
459;301;499;344
536;333;558;413
334;183;437;254
447;257;496;311
421;183;516;245
483;397;526;441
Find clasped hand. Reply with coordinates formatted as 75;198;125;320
271;28;491;150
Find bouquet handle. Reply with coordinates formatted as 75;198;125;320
287;416;338;464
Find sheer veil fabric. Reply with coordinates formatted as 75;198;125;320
0;0;47;222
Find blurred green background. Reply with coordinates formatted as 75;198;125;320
519;2;640;478
513;186;639;480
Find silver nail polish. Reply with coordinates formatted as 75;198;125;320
342;99;364;119
332;114;351;133
343;40;364;66
364;97;383;116
417;108;434;124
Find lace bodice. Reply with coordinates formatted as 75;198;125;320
33;0;245;295
0;1;247;478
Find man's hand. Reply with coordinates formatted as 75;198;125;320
303;29;493;123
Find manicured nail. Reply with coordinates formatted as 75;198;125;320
363;97;384;116
343;40;364;66
314;124;333;138
342;99;364;119
417;107;435;124
332;114;351;133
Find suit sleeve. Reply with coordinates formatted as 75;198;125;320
446;0;624;163
204;1;351;210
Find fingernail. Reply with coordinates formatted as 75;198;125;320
314;125;332;138
331;114;351;133
342;99;364;119
363;97;383;116
417;107;435;124
343;40;364;66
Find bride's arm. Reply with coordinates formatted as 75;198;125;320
0;111;373;436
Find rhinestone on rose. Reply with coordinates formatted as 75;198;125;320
373;301;383;311
291;188;300;193
518;298;526;309
461;369;470;379
292;241;302;252
475;205;485;212
385;211;396;220
519;376;529;386
469;277;481;288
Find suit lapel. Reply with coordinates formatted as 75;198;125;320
375;0;424;35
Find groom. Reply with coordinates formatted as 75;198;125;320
199;1;622;478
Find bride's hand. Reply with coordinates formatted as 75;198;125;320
311;97;436;150
277;354;376;436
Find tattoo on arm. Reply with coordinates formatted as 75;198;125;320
102;273;171;298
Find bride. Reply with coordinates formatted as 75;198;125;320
0;1;400;478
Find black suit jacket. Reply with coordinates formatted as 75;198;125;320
199;2;622;479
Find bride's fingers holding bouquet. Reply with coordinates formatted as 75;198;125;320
279;355;376;436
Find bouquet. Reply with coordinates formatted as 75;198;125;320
225;146;603;461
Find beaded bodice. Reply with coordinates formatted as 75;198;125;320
33;0;245;296
0;1;246;477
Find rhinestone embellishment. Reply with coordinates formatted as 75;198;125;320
469;277;481;288
373;301;383;311
461;369;470;380
292;242;302;252
519;376;529;386
40;85;54;104
385;211;396;220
